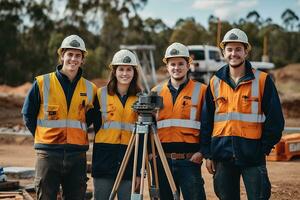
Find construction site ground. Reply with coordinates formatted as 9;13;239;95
1;64;300;199
0;135;299;200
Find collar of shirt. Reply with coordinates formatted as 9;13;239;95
167;78;189;104
116;91;129;107
55;65;83;109
215;60;255;89
55;65;82;84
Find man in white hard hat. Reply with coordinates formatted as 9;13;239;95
22;35;98;199
201;28;284;200
152;42;207;199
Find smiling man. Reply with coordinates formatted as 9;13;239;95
152;42;207;200
22;35;97;200
201;28;285;200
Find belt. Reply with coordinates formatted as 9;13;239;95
165;153;194;160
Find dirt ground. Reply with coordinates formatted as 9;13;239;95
0;135;300;200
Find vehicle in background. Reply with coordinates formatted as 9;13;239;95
187;45;275;83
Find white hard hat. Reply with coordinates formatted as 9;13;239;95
220;28;251;51
57;35;87;56
109;49;138;69
163;42;192;64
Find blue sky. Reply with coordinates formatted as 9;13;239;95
139;0;300;28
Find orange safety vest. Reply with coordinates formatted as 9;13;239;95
35;72;96;146
211;69;267;139
154;80;206;144
95;86;138;145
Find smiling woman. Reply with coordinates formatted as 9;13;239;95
92;49;142;200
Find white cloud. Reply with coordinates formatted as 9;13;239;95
214;7;233;20
169;0;186;2
192;0;231;9
297;0;300;6
192;0;258;21
236;0;258;9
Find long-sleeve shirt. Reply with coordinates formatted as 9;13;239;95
201;61;284;166
22;65;100;136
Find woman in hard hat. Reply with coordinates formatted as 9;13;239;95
92;49;142;200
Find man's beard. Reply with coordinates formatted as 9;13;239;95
172;75;186;81
230;60;245;68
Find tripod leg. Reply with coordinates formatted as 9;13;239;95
150;133;159;188
149;133;160;199
131;133;140;194
139;131;149;196
109;132;136;200
145;153;151;191
151;127;180;200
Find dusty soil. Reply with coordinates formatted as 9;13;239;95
0;135;300;200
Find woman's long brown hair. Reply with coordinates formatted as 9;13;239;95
107;65;142;96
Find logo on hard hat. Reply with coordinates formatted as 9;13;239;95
123;56;131;63
170;48;179;55
69;40;80;47
229;33;238;40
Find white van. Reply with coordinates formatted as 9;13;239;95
187;45;274;83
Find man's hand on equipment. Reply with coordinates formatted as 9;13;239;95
190;152;203;164
206;159;216;174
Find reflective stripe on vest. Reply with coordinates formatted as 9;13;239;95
213;76;220;113
213;70;265;123
43;73;50;119
85;79;93;104
100;86;108;120
102;121;135;132
156;81;202;130
252;70;260;113
157;119;200;129
214;112;265;123
37;119;87;131
190;82;201;120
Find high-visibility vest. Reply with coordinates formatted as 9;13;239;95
154;80;206;143
211;69;267;139
35;72;96;146
95;86;138;145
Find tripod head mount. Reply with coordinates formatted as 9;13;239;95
132;91;163;123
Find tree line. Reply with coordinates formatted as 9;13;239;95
1;0;300;85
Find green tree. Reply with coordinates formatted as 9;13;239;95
144;18;167;33
84;46;107;79
281;9;299;31
246;10;261;26
123;15;146;44
0;0;24;85
170;18;208;45
21;1;55;81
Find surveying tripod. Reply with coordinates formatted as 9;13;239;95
109;92;180;200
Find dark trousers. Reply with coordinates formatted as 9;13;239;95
154;158;206;200
35;150;87;200
213;161;271;200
